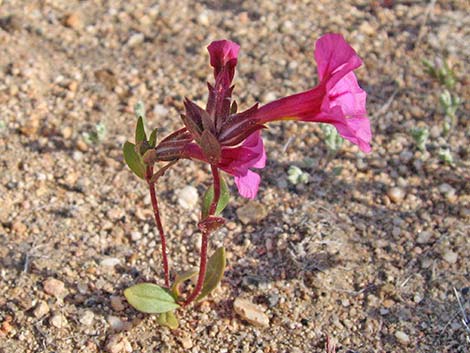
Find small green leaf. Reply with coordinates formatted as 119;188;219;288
148;128;158;147
171;269;198;298
197;247;226;301
201;177;230;219
157;311;179;329
135;116;147;144
123;141;146;179
124;283;180;314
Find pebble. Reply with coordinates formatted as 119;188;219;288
11;221;27;235
110;296;125;312
43;278;65;297
387;187;406;204
79;310;94;326
153;104;169;117
438;183;456;202
76;139;89;152
197;11;210;26
395;330;410;345
33;300;50;318
179;335;193;349
100;257;121;268
50;313;67;328
127;33;144;47
105;335;132;353
62;13;83;30
416;231;432;244
442;250;458;264
107;315;130;331
236;202;268;224
130;231;142;242
0;197;12;223
233;298;269;327
177;185;199;210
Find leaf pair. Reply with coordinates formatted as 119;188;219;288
170;247;226;302
124;247;226;329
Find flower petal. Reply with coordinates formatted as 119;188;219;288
314;33;362;89
316;106;371;153
324;72;367;118
207;40;240;79
234;170;261;199
240;131;266;169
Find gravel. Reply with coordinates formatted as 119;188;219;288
0;0;469;352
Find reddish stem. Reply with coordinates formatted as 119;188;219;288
183;165;221;307
182;229;209;306
208;165;221;217
146;166;170;288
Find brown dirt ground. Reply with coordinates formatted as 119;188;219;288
0;1;469;352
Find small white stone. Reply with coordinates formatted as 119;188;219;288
197;11;210;26
179;335;193;349
387;187;406;203
34;300;50;318
177;185;199;210
442;250;458;264
153;104;169;117
233;298;269;327
395;330;410;345
130;231;142;241
127;33;144;47
50;313;67;328
105;335;132;353
100;257;121;268
79;310;94;326
107;315;130;331
417;231;432;244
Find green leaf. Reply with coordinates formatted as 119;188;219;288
157;311;179;329
201;177;230;219
197;247;226;301
148;128;158;147
171;269;198;298
123;141;146;179
124;283;180;314
135;116;147;144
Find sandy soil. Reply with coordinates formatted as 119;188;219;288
0;1;469;352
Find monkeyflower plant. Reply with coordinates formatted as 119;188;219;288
122;33;371;328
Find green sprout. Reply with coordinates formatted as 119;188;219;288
440;90;462;135
411;127;429;152
422;58;457;90
321;123;344;153
287;165;309;185
438;148;454;166
83;122;106;145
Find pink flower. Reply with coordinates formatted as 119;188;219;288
184;131;266;199
207;40;240;82
255;33;371;152
154;34;371;200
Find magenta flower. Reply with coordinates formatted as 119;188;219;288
153;34;371;200
184;131;266;199
255;33;371;153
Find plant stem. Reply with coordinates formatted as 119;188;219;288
208;165;221;217
182;229;208;306
146;166;170;288
183;165;221;307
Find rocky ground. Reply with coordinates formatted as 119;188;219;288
0;0;469;352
